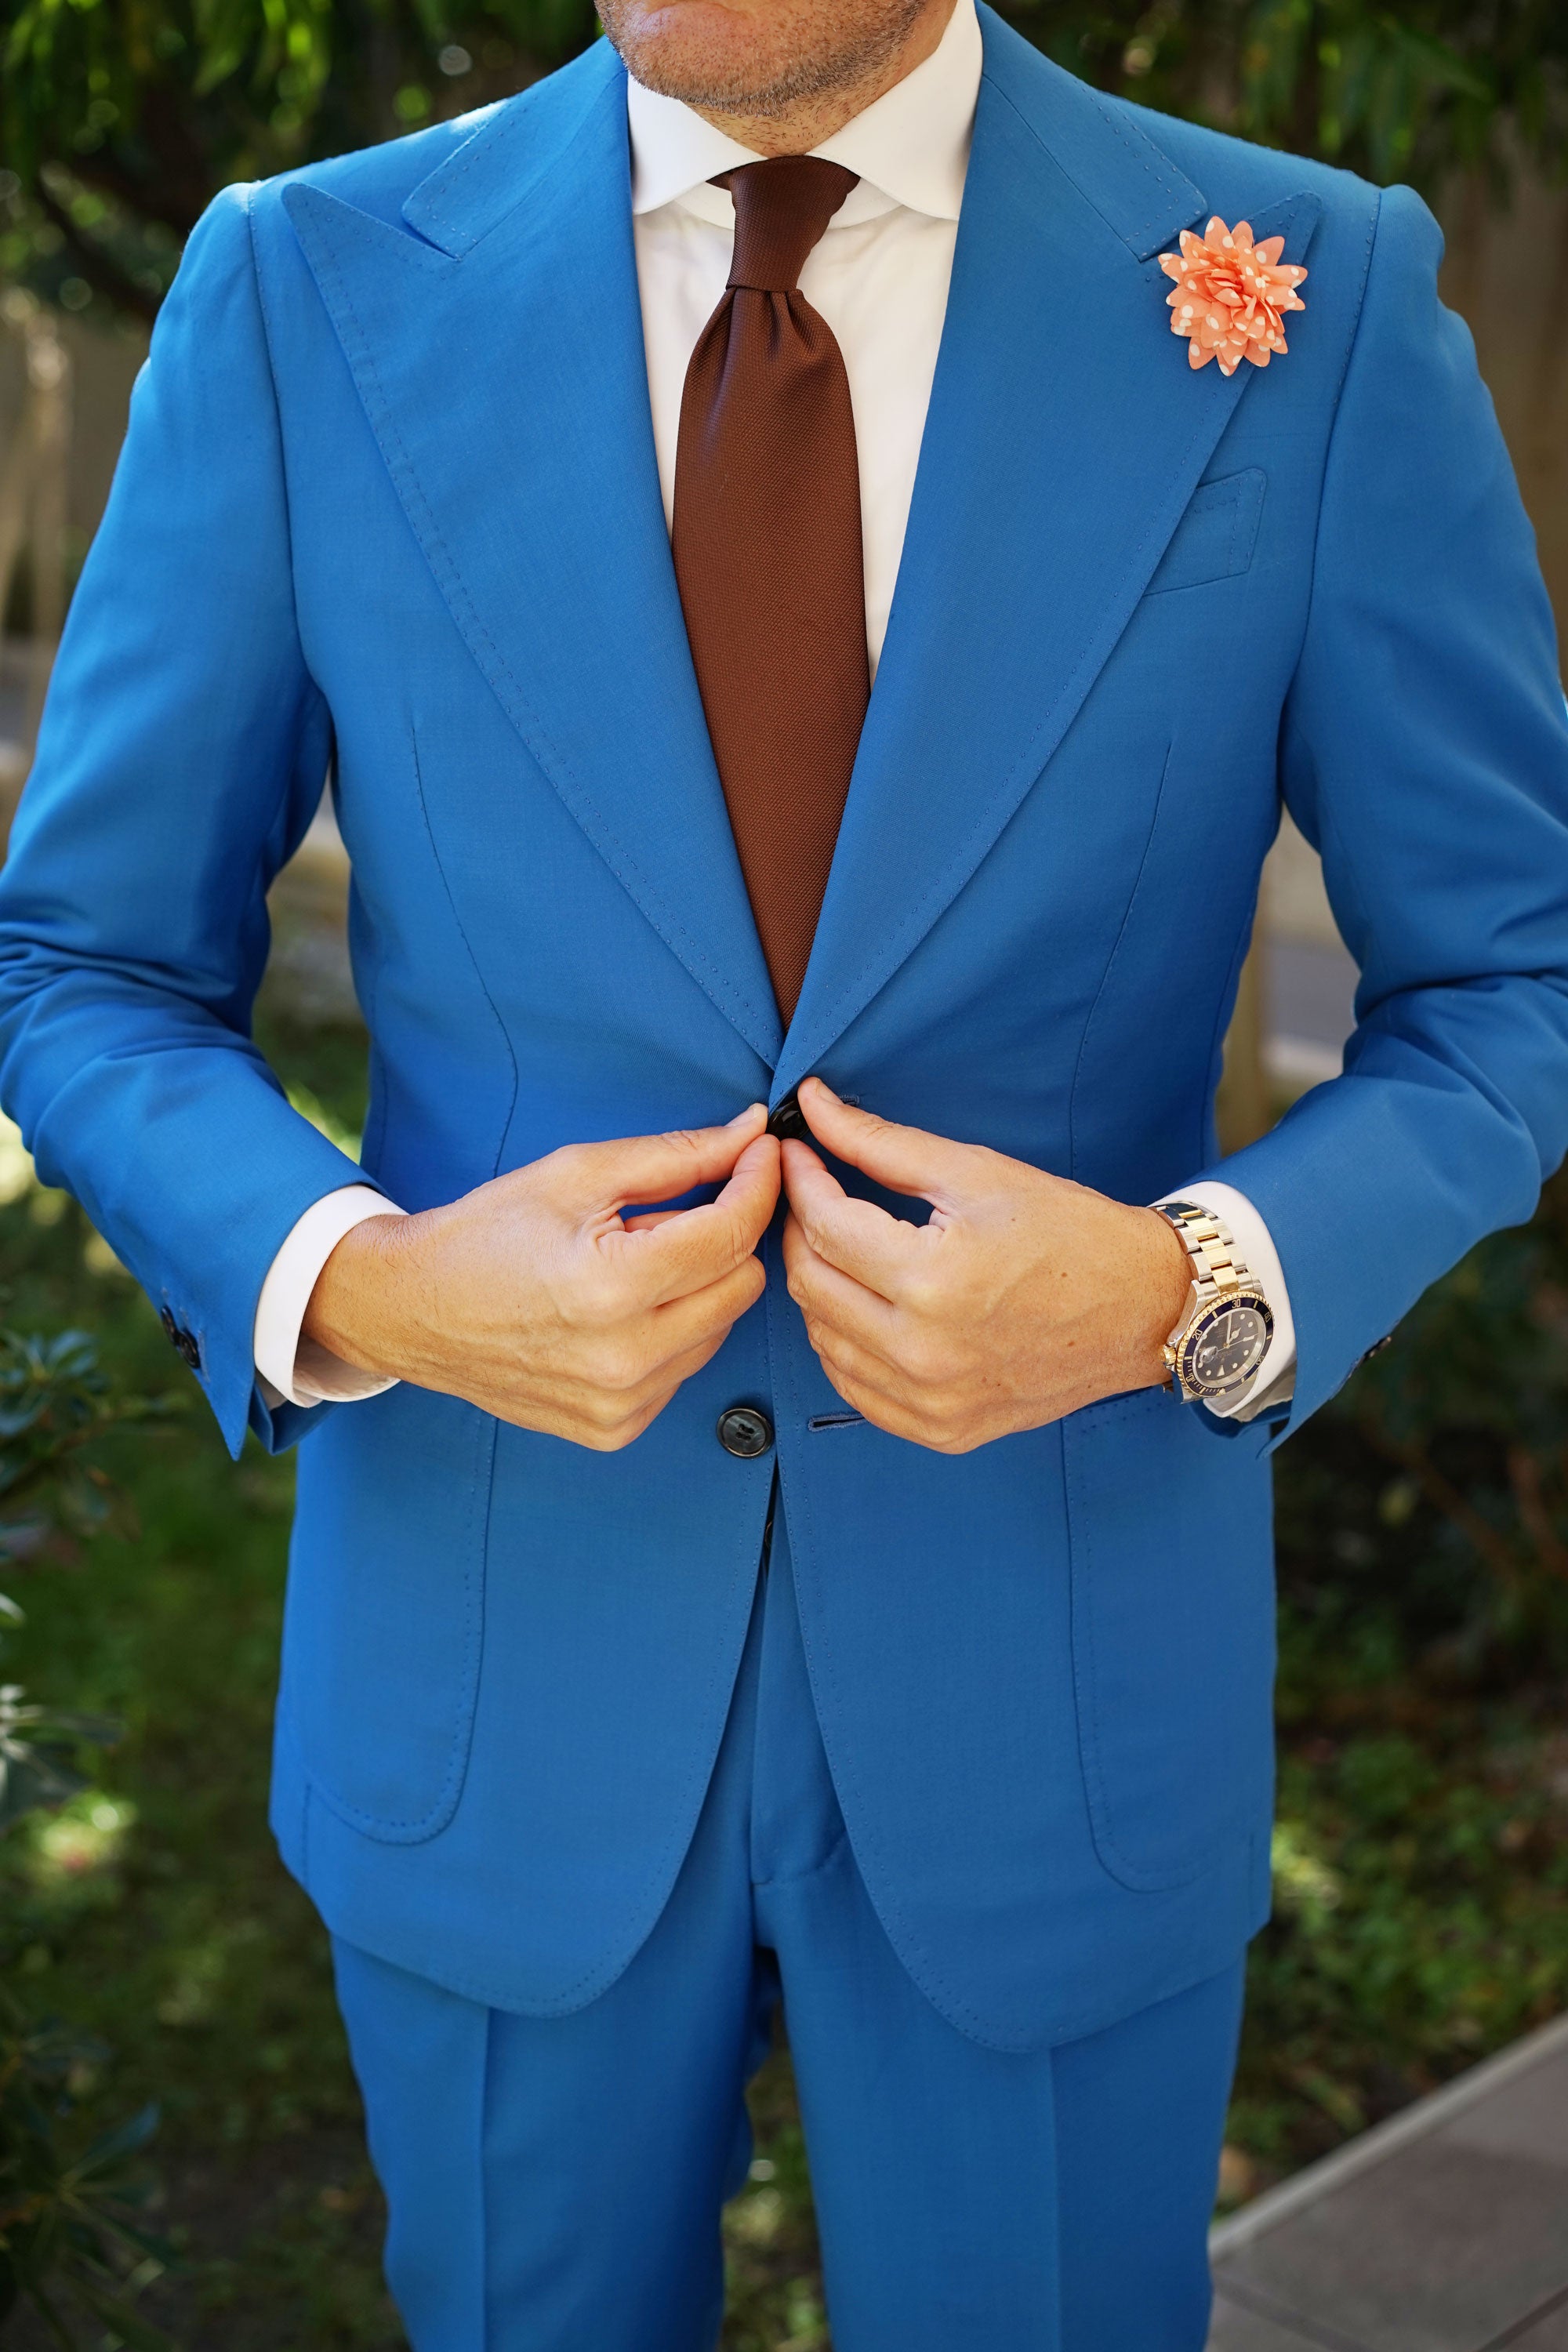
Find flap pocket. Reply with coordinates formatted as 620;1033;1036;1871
1145;468;1267;597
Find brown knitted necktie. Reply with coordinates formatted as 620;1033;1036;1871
673;157;869;1025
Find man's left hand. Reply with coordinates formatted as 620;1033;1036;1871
781;1080;1193;1453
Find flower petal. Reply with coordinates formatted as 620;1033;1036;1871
1164;219;1304;374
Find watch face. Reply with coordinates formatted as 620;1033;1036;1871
1183;1294;1272;1395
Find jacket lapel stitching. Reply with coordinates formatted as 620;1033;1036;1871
1067;88;1207;253
786;364;1252;1079
294;187;783;1069
782;173;1316;1083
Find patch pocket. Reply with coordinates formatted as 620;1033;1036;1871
1063;1384;1276;1890
281;1383;495;1844
1144;468;1266;597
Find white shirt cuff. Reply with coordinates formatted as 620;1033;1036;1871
253;1185;406;1409
1153;1180;1297;1424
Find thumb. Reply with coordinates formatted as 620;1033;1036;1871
795;1079;978;1205
564;1105;768;1216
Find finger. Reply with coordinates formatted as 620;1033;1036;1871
583;1328;738;1427
565;1105;769;1216
795;1078;981;1207
647;1252;768;1359
783;1214;904;1356
569;1386;679;1453
614;1329;758;1443
806;1319;913;1410
620;1134;780;1308
781;1141;921;1301
808;1349;938;1448
550;1289;757;1430
812;1348;972;1453
622;1208;683;1232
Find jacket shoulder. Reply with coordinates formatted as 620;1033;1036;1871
245;39;609;236
1112;95;1382;237
977;12;1384;286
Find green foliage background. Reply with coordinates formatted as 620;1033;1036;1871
2;0;1567;324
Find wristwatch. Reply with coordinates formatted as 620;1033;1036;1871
1154;1200;1275;1406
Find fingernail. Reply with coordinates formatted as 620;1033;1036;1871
726;1104;764;1129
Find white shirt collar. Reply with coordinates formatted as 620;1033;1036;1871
626;0;981;230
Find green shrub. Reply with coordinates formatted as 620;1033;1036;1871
0;1327;178;2350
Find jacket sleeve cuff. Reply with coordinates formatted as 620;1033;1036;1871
1153;1179;1297;1424
252;1184;405;1407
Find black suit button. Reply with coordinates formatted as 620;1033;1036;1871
768;1089;808;1142
717;1406;773;1459
159;1306;200;1372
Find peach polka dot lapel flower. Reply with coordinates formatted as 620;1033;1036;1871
1159;216;1308;376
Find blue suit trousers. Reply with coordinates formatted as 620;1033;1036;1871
331;1504;1246;2352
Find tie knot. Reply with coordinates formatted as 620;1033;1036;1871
719;158;859;294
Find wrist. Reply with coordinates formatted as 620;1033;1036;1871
1136;1205;1195;1383
1151;1199;1277;1404
302;1210;412;1378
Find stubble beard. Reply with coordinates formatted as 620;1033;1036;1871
599;0;935;121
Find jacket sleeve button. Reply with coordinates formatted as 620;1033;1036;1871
717;1405;774;1458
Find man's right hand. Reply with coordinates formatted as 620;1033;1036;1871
301;1107;779;1450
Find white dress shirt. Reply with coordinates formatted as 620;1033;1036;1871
255;0;1295;1420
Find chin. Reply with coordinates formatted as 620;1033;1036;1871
601;0;815;114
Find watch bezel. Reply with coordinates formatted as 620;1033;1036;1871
1173;1287;1275;1400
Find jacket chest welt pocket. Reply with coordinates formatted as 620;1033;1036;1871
1062;1385;1276;1890
1144;468;1267;597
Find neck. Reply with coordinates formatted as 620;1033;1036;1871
688;0;956;157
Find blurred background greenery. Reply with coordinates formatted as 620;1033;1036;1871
2;1;1568;2346
1;1;1566;324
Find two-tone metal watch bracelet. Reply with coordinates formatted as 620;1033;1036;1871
1157;1200;1253;1301
1153;1200;1273;1403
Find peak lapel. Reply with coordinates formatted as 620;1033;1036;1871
779;20;1320;1090
283;46;783;1069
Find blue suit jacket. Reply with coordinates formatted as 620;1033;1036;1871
3;10;1568;2049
